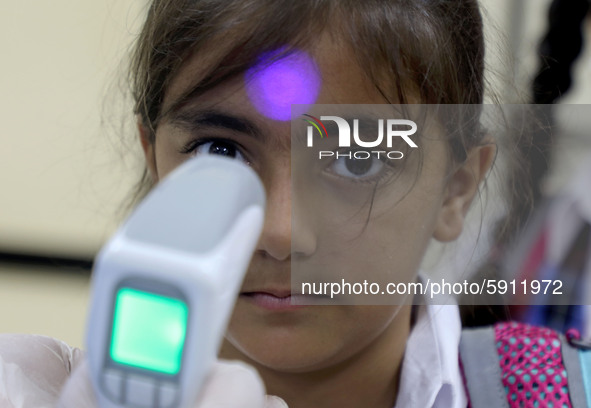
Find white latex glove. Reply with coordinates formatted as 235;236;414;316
58;359;287;408
0;334;287;408
0;334;84;408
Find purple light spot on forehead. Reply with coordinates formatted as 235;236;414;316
245;49;321;121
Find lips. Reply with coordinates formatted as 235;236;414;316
240;287;335;310
240;290;310;311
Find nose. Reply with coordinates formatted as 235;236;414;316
256;166;317;261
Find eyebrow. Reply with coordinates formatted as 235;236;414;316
169;109;266;142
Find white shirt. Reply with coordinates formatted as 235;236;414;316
395;303;468;408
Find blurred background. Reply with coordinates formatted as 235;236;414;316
1;0;591;348
0;0;147;347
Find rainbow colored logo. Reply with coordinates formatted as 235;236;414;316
300;114;328;145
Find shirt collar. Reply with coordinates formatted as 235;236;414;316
394;303;467;408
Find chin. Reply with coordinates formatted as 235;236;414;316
224;322;348;373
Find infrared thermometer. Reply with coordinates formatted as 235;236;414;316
86;155;265;408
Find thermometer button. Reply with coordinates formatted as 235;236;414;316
126;374;157;407
101;370;124;402
158;382;179;408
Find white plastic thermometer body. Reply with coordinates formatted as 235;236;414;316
86;156;265;408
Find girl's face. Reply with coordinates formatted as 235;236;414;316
140;34;484;374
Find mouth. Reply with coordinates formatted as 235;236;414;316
239;289;332;311
239;290;311;311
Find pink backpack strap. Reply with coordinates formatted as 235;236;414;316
461;321;589;408
495;322;572;407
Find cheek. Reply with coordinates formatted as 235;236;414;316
294;191;443;304
382;205;439;277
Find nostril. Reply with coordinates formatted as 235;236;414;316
256;228;292;261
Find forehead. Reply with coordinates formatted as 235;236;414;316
161;32;390;119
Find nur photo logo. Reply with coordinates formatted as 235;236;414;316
300;114;418;160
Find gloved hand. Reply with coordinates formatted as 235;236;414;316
0;334;287;408
58;359;288;408
0;334;84;408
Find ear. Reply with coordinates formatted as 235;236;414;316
433;141;496;242
137;118;159;183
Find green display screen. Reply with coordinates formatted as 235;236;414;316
110;287;188;375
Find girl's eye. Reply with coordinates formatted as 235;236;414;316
328;151;385;181
191;140;248;164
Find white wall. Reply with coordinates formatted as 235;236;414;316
0;1;147;258
0;266;89;347
0;1;148;347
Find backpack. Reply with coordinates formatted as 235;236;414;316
460;321;591;408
